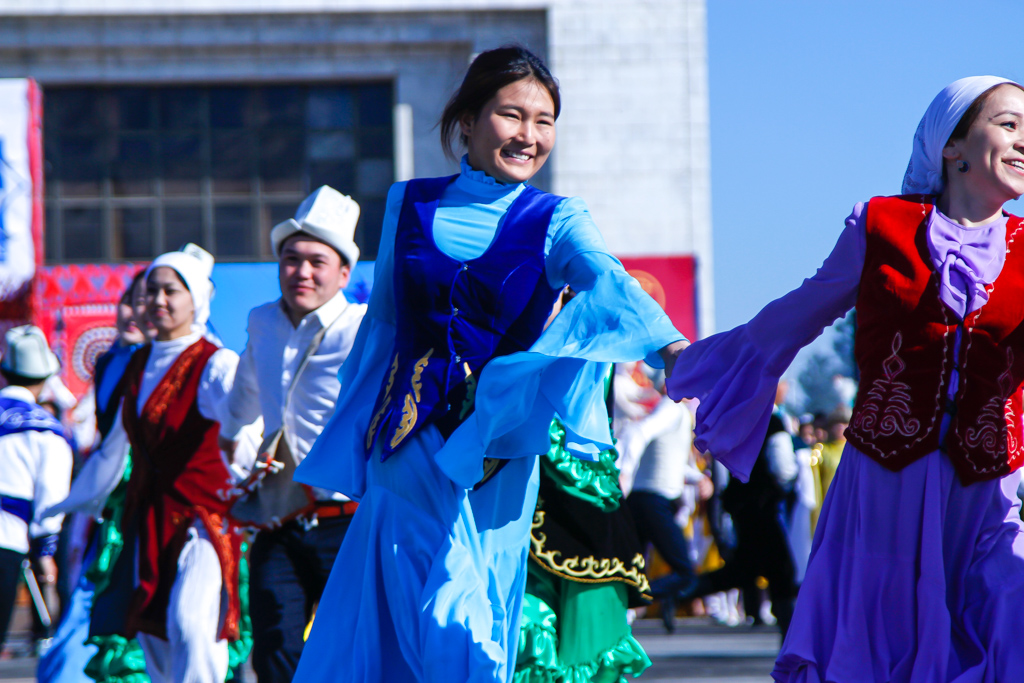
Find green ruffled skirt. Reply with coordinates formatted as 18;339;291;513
514;417;651;682
515;564;650;683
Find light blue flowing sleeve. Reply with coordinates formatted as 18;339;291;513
293;182;407;499
435;197;686;488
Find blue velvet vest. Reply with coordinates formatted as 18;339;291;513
366;174;563;459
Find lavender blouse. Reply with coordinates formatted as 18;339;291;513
666;202;1010;480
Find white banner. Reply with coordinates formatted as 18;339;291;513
0;79;38;299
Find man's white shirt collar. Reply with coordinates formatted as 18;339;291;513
280;290;349;330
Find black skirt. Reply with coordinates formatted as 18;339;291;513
528;460;651;608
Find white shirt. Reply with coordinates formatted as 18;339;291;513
138;333;238;422
764;407;798;488
631;396;704;500
766;432;799;487
0;386;73;554
221;293;366;500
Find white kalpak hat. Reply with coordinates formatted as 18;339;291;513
146;243;216;329
271;186;360;267
1;325;60;380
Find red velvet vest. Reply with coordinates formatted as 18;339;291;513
122;338;241;641
846;195;1024;484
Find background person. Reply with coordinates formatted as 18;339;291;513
514;290;652;681
220;185;367;683
627;375;712;633
112;244;242;683
37;271;154;683
0;327;73;652
671;386;799;638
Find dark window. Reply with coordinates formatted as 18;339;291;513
214;204;253;257
113;208;155;258
43;82;394;263
164;205;204;252
63;208;104;260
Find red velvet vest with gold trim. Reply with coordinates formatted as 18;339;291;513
121;338;242;641
846;195;1024;484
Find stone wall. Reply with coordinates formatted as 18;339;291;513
0;0;713;332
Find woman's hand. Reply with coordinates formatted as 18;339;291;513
659;339;690;379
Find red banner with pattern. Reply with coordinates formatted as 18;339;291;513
34;263;147;398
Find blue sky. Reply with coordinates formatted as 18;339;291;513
707;0;1024;334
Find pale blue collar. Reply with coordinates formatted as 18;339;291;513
454;155;526;201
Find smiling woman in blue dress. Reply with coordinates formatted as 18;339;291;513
292;46;687;683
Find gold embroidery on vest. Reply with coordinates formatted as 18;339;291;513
528;509;651;594
390;393;418;449
410;348;434;402
459;362;477;420
146;341;208;426
366;353;399;451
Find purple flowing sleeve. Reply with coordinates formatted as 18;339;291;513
666;204;868;481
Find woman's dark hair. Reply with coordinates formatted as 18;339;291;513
439;45;560;160
948;82;1024;142
147;264;190;292
120;269;147;306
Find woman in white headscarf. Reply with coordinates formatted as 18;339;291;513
115;245;241;683
669;77;1024;682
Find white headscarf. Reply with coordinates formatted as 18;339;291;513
146;243;215;331
902;76;1019;195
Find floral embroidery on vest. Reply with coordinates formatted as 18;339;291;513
410;348;433;402
528;509;651;595
964;347;1016;457
390;394;418;450
851;332;922;445
144;341;209;427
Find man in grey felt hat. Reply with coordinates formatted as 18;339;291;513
220;186;367;683
0;326;72;650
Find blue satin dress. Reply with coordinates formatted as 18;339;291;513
293;158;683;683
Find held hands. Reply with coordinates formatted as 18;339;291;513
658;339;690;380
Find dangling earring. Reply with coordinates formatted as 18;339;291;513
957;160;970;174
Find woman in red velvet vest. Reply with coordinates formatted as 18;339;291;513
120;244;242;683
669;78;1024;682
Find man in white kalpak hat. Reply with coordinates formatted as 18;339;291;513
220;185;367;683
0;326;72;650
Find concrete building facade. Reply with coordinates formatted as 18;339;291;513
0;0;713;335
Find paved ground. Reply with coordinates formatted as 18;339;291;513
1;617;777;682
633;618;778;681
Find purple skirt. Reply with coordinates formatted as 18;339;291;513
773;445;1024;683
